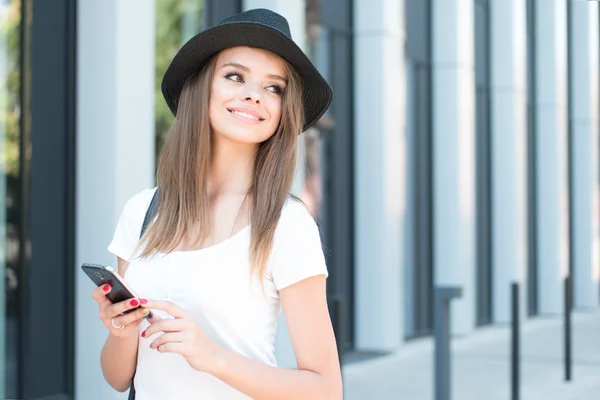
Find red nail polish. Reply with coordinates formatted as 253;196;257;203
141;331;146;338
130;299;139;307
140;298;148;305
102;285;110;292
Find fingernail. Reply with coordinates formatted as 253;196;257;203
141;308;149;316
141;330;146;338
130;299;139;307
102;285;110;292
140;298;148;305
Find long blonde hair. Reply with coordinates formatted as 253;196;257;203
139;51;304;285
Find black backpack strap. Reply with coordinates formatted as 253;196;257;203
140;188;160;238
128;381;136;400
129;188;160;400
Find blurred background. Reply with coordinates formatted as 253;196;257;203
1;0;599;399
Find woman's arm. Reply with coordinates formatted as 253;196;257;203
100;331;139;392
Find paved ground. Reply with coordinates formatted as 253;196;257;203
343;309;600;400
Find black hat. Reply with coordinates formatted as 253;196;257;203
161;8;333;133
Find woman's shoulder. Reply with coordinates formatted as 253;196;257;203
276;195;319;236
281;195;312;219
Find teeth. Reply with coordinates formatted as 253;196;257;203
231;110;260;120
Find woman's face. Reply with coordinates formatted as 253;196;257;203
209;46;288;144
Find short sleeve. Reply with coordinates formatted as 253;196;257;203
107;187;157;261
268;199;329;291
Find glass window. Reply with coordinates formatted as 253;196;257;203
303;0;330;221
0;0;21;397
154;0;204;162
305;0;354;349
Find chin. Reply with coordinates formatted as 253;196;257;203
217;128;274;145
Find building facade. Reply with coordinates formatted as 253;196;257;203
1;0;599;398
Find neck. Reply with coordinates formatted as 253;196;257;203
208;135;257;196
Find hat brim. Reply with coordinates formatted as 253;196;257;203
161;21;333;133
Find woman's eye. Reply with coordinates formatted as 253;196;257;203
267;85;282;94
225;73;243;83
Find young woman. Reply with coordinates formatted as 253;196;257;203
91;8;342;400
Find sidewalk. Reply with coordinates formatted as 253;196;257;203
343;309;600;400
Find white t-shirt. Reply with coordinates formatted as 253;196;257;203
107;187;328;400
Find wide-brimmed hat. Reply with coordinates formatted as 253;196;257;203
161;8;333;133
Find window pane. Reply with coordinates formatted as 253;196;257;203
0;0;21;397
303;1;330;222
154;0;204;163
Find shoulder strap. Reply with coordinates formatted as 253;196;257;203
139;188;160;239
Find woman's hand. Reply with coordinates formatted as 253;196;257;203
140;300;222;374
92;284;152;338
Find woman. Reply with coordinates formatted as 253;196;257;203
91;8;342;400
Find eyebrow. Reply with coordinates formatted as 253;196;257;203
220;62;287;83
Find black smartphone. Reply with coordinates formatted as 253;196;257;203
81;263;152;318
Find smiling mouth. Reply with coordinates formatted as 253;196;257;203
228;109;265;122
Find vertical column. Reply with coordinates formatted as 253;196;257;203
534;0;569;314
490;0;529;323
569;1;600;309
354;0;406;350
75;1;155;399
432;0;476;334
242;0;307;367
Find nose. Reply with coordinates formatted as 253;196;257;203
241;86;262;104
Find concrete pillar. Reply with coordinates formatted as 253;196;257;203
354;0;406;350
75;1;155;399
431;0;476;334
242;0;308;367
569;1;600;309
490;0;529;323
534;0;570;314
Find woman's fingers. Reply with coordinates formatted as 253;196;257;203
140;299;188;319
91;284;157;337
113;306;151;327
142;318;188;338
148;332;184;350
91;284;113;308
105;297;143;319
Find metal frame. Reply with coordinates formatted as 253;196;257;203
434;286;463;400
17;0;31;397
474;0;493;326
405;0;435;339
526;0;538;316
566;0;575;303
17;0;77;397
